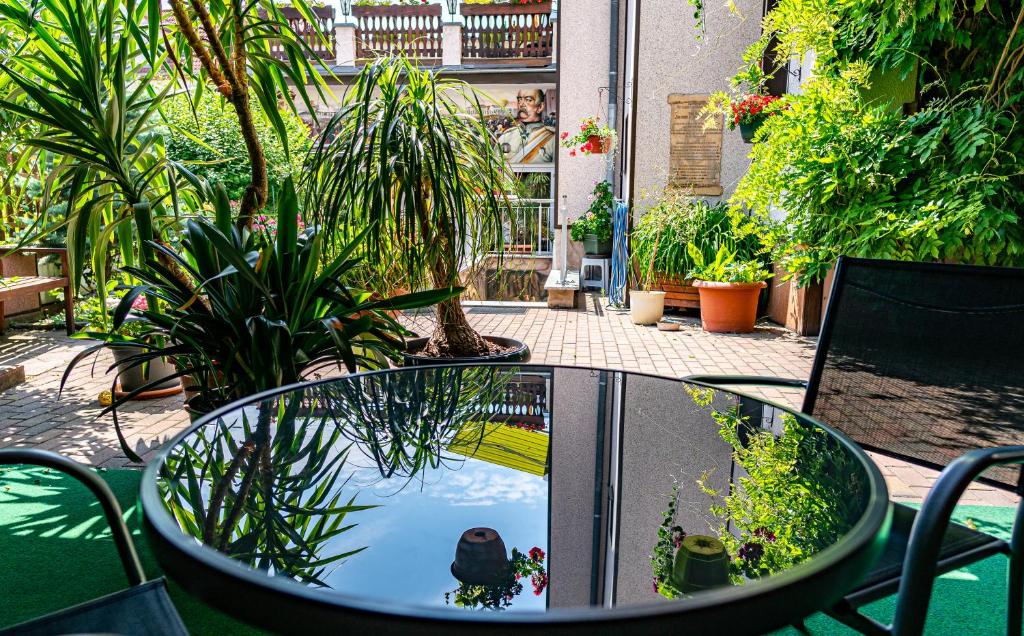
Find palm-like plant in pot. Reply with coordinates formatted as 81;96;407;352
61;181;457;462
303;56;527;363
687;244;772;333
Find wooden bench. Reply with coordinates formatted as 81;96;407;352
0;247;74;335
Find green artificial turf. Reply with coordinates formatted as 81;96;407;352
0;466;1017;635
0;465;263;634
773;503;1017;635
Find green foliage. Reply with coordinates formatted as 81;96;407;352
569;181;613;242
61;179;458;460
302;55;517;356
733;73;1024;284
161;396;376;586
686;244;772;283
692;389;866;584
161;95;311;202
727;0;1024;284
631;194;762;281
0;0;190;300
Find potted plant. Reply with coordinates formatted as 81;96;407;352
631;194;762;311
718;93;782;142
62;181;453;461
687;244;772;333
629;231;666;325
570;181;614;256
560;116;617;156
304;56;529;363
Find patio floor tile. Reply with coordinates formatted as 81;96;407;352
0;293;1016;506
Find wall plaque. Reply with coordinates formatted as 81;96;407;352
667;94;723;196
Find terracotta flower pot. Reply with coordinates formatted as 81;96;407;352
693;280;767;333
451;527;509;585
586;134;608;154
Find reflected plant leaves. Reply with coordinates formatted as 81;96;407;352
160;395;376;586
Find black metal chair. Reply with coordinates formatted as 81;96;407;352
0;449;188;636
688;256;1024;636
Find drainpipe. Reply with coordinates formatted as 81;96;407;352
606;0;620;186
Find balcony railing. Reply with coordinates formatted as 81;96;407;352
353;4;443;61
461;2;554;65
501;200;554;256
270;6;336;62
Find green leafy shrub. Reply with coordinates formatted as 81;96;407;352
733;72;1024;284
161;94;312;201
569;181;613;242
686;244;771;283
631;194;762;281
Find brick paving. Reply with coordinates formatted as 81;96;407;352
0;294;1016;506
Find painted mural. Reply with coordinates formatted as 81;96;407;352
481;88;557;167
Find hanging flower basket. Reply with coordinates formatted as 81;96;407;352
586;134;609;154
561;116;617;157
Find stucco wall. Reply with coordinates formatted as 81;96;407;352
630;0;762;215
554;1;613;270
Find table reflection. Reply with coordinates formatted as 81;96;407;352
156;366;870;614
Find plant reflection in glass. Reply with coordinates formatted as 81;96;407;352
160;396;375;586
445;546;547;610
313;366;522;484
652;387;866;597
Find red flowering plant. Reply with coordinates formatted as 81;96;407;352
445;546;548;609
560;116;617;157
727;94;782;130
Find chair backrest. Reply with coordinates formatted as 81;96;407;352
804;257;1024;491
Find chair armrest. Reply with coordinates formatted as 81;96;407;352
892;446;1024;636
0;449;146;586
684;374;808;389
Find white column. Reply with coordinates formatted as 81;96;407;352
336;23;356;66
550;15;558;64
442;22;462;66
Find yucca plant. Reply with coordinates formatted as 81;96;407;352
62;179;458;462
303;56;518;359
0;0;191;298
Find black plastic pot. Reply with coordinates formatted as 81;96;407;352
402;335;531;366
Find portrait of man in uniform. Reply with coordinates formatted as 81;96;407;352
497;89;556;165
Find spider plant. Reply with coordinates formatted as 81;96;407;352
62;179;458;462
302;55;519;359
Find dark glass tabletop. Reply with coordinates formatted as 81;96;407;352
141;364;890;635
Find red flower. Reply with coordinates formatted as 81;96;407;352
529;546;545;562
569;149;577;157
560;131;569;140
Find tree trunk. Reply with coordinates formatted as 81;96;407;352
424;296;491;358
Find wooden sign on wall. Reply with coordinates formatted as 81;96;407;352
667;94;723;196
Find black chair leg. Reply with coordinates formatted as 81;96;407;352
827;606;890;636
1008;550;1023;636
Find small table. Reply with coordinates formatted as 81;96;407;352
141;365;890;635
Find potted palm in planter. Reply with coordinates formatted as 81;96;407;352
570;181;614;256
303;56;528;364
687;244;772;333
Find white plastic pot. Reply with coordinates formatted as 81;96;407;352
630;290;666;325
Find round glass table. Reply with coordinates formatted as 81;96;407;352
141;364;891;635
